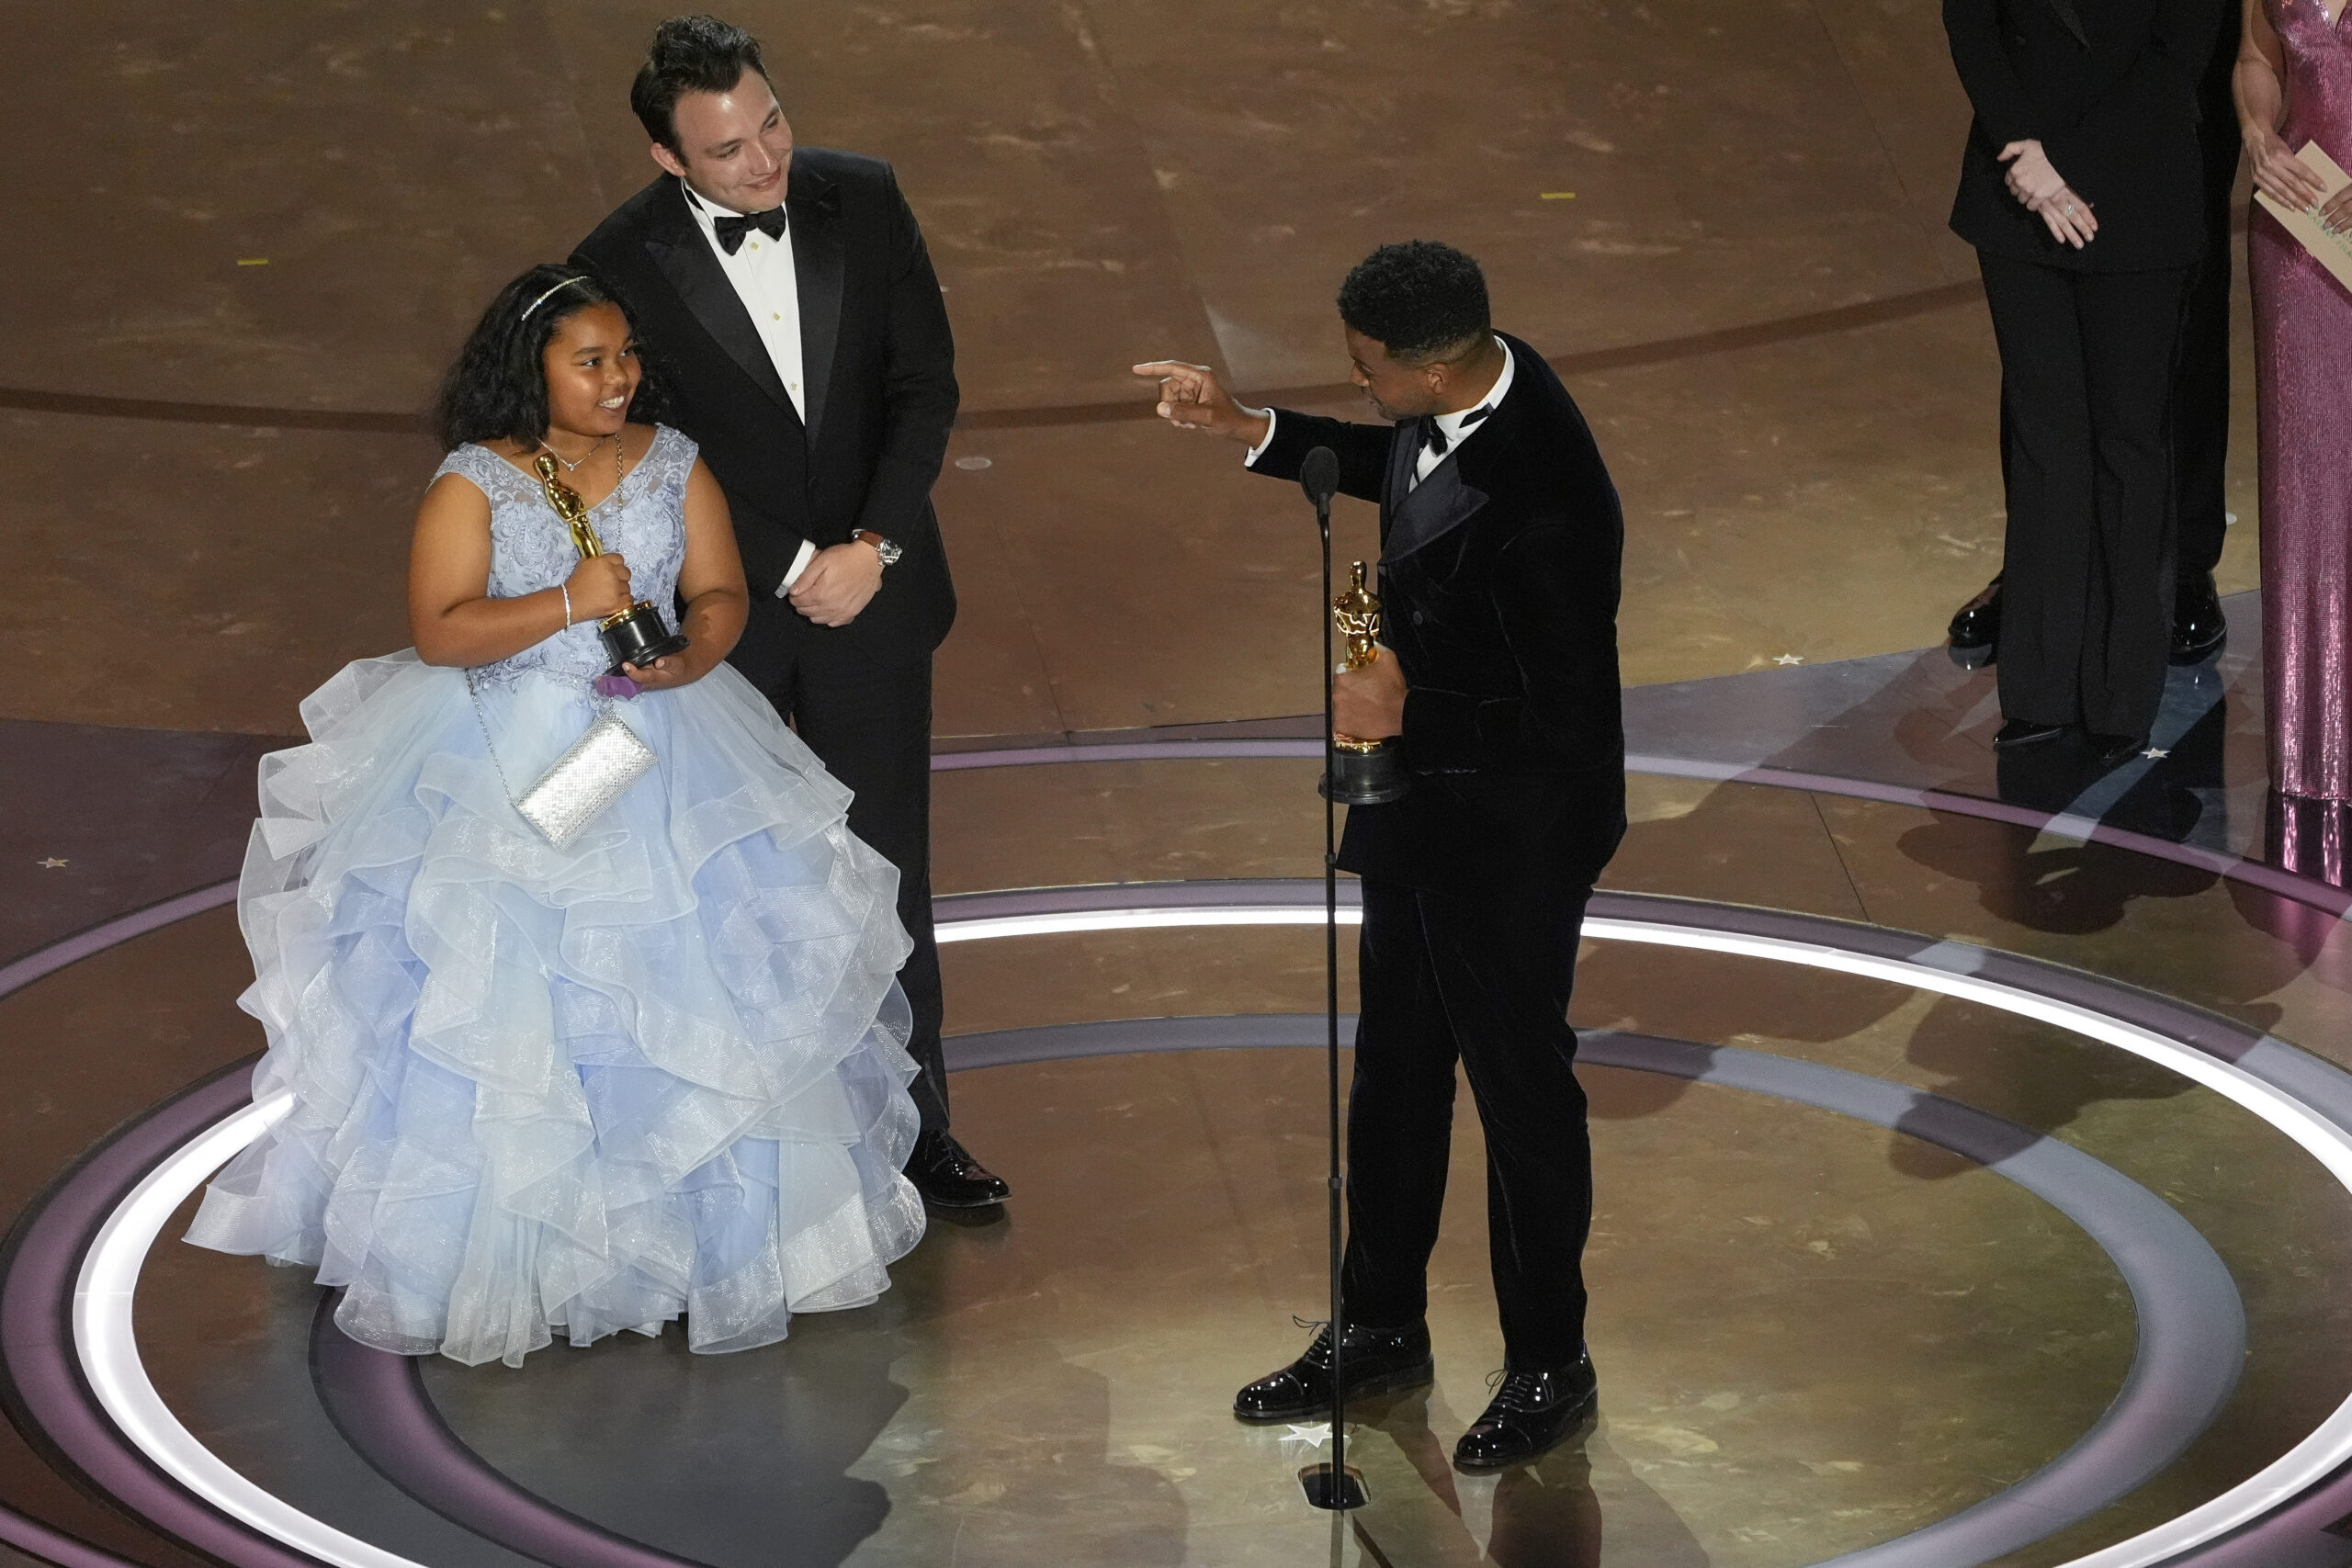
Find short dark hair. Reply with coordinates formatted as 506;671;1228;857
1336;242;1491;365
630;15;773;151
432;265;660;451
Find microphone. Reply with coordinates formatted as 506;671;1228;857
1300;446;1340;511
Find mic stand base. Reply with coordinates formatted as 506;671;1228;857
1298;1462;1369;1511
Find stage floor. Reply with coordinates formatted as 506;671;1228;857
11;628;2352;1567
3;2;2342;1563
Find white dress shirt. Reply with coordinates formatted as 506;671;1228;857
682;181;820;592
1244;335;1516;492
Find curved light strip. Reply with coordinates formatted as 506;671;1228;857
73;903;2352;1568
67;1089;415;1568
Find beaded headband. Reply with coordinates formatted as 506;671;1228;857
518;275;593;322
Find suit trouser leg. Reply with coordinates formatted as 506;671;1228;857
2173;148;2242;583
1982;256;2188;737
766;645;951;1134
1340;876;1595;1371
2172;236;2233;583
2075;268;2192;735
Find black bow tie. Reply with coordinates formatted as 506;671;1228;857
1422;403;1493;456
712;206;788;255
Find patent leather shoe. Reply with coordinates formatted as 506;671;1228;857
1233;1319;1434;1423
2172;573;2226;665
904;1130;1010;1208
1453;1353;1600;1472
1949;573;2002;651
1993;718;2064;750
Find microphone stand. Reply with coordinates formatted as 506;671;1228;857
1299;449;1366;1512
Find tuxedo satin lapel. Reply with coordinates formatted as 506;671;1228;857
642;189;797;421
2041;0;2089;47
1382;458;1487;563
790;163;845;448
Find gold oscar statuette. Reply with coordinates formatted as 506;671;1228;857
1323;561;1410;805
535;453;690;675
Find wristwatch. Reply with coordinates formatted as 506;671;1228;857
852;529;903;568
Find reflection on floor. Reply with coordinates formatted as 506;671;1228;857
3;2;2343;1562
9;619;2352;1565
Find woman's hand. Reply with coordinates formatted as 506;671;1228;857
2323;184;2352;235
2032;184;2098;248
1998;140;2066;205
565;553;634;624
2249;126;2336;216
2000;141;2097;248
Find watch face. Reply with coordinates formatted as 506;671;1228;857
876;538;904;565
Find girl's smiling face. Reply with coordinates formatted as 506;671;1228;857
540;301;641;441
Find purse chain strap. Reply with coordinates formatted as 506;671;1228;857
466;668;609;808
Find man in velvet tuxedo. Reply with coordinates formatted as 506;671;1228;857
1135;242;1625;1471
572;16;1007;1208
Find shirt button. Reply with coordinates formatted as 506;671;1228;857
1412;611;1425;626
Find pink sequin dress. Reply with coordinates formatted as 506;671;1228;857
2256;0;2352;800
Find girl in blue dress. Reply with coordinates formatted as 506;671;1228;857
187;265;925;1367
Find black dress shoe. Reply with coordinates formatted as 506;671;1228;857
1233;1319;1434;1423
2086;731;2149;770
1949;573;2003;651
1453;1354;1600;1472
904;1130;1010;1208
1993;718;2065;749
2172;573;2226;665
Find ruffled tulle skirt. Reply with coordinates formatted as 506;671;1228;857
187;651;926;1367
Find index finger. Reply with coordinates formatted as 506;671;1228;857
1131;360;1209;379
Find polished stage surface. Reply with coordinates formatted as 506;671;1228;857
2;4;2343;1567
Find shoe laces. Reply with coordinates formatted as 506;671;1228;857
1482;1368;1555;1413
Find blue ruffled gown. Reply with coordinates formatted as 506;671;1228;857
187;425;926;1367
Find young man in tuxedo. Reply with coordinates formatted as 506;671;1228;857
573;16;1006;1209
1134;242;1626;1470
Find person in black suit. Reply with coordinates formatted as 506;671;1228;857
572;16;1006;1208
1940;0;2224;762
1134;242;1625;1472
1944;0;2240;668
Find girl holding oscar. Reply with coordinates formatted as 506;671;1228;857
185;265;926;1367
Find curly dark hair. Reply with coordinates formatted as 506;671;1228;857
1335;241;1491;365
631;15;773;150
431;265;660;453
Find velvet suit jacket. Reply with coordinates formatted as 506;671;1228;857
572;152;958;666
1251;335;1627;906
1944;0;2222;271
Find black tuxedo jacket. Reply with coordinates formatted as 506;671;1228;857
572;152;958;666
1251;334;1626;907
1944;0;2221;272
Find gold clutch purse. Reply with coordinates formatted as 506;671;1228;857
468;675;657;852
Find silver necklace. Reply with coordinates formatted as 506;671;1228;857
537;434;606;473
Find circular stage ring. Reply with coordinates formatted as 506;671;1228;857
24;890;2347;1568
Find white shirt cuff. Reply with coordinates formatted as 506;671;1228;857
1242;408;1279;468
774;538;820;597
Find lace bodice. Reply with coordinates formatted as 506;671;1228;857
432;425;697;684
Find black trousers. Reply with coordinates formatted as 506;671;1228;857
1340;876;1595;1371
731;616;949;1133
1980;254;2192;739
2173;140;2242;582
